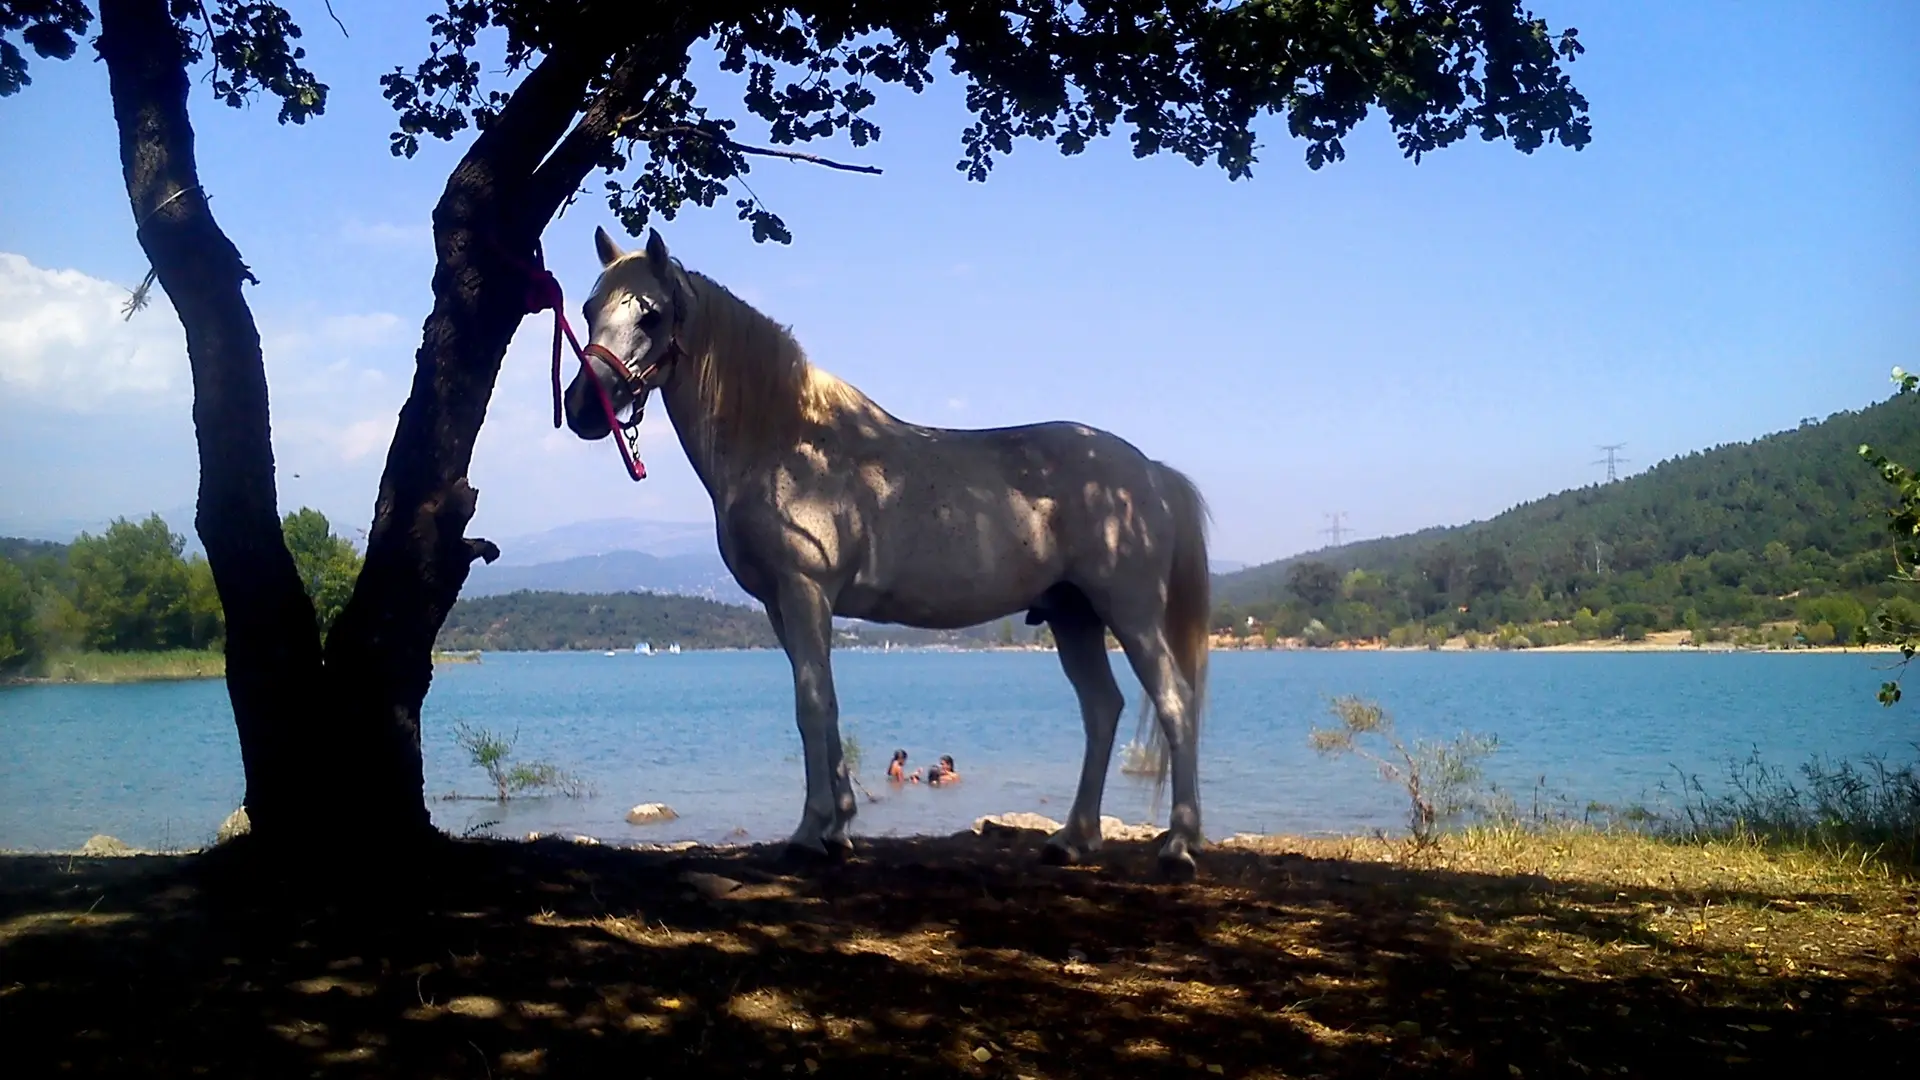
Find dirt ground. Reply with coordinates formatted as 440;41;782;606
2;827;1915;1078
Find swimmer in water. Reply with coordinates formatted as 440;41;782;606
886;749;918;783
928;755;960;785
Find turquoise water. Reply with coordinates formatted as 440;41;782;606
1;650;1912;851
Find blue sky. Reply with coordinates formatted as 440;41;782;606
0;1;1914;565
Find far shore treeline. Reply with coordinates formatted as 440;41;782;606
5;393;1919;676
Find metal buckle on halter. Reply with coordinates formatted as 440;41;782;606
583;340;678;478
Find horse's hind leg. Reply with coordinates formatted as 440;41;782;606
1040;608;1125;866
768;578;856;858
1110;622;1203;882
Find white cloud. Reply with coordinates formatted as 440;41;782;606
322;312;405;346
340;219;431;249
0;253;188;403
947;397;968;411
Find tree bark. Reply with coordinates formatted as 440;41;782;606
100;0;699;845
97;0;332;840
320;27;699;825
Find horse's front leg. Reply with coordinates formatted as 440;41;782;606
771;576;855;857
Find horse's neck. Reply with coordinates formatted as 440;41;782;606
661;284;894;499
659;377;729;497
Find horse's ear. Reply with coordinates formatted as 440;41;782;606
594;226;624;268
645;228;672;273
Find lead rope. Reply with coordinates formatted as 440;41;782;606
517;242;648;481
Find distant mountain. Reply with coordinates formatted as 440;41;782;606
1208;558;1248;575
0;506;202;556
1214;397;1920;608
488;518;715;565
0;537;67;564
463;549;755;606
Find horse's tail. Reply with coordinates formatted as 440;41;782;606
1138;462;1211;795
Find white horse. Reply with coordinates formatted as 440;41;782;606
562;228;1211;879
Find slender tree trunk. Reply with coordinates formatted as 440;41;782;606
97;0;335;841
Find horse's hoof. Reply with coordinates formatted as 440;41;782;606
1041;828;1095;866
1156;849;1198;884
1040;841;1079;866
781;838;834;866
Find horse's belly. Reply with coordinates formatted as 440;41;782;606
834;583;1031;629
839;546;1057;629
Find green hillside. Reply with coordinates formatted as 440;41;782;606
1212;395;1920;647
435;590;779;652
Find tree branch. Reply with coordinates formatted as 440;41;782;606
526;47;661;226
633;126;883;174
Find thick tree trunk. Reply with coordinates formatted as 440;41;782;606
321;36;693;824
101;0;696;845
97;0;337;841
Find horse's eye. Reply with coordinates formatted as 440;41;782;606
639;310;663;332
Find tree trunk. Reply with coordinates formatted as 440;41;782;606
97;0;337;842
100;0;696;847
320;34;695;827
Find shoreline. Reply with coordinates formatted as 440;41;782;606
6;640;1899;687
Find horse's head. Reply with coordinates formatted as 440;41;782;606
563;226;692;441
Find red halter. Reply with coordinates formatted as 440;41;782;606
518;242;649;481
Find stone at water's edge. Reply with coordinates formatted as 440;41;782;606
626;802;679;825
972;812;1064;836
970;813;1162;842
80;834;134;857
1098;816;1164;843
215;808;250;844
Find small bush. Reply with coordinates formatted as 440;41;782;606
1309;696;1500;849
452;722;591;802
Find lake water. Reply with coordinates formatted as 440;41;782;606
2;650;1914;852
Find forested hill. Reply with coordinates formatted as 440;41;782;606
1211;395;1920;643
435;590;779;652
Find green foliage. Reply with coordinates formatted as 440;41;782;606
281;508;361;638
0;555;36;670
451;721;589;802
66;515;222;652
436;590;778;652
1;1;322;118
1287;561;1341;609
1858;367;1920;704
375;1;1588;245
1309;696;1500;849
0;0;90;97
1219;396;1920;648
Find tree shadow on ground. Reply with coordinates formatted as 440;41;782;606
1;831;1915;1078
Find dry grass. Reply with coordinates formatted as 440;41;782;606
29;648;225;683
0;827;1914;1078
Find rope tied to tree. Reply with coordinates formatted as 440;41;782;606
122;185;207;321
514;242;649;481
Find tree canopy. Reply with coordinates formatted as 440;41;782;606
381;0;1591;243
6;1;1591;244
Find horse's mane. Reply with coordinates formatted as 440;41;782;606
600;255;874;462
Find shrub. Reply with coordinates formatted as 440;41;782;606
1309;696;1500;849
452;722;590;802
